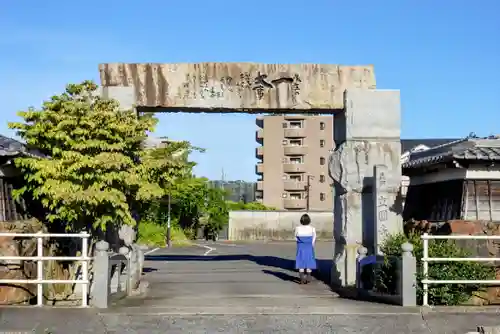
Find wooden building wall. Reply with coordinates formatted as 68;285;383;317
463;180;500;221
0;177;26;222
404;177;500;222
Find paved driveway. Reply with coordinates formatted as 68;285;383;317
103;241;500;333
121;241;339;310
3;241;500;333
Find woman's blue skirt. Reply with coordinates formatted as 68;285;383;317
295;236;317;269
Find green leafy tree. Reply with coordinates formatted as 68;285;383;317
169;177;229;237
9;81;186;234
138;142;231;240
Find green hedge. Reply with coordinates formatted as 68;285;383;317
379;232;495;305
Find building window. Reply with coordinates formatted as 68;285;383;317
320;122;325;130
282;122;288;128
289;121;302;128
290;157;303;164
320;139;325;147
320;193;326;201
290;175;302;181
289;139;302;146
290;193;302;199
320;157;325;165
320;175;325;183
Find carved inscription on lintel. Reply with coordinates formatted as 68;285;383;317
181;72;302;101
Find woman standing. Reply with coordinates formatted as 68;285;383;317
294;214;317;284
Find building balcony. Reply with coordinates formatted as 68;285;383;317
256;116;264;128
283;198;307;210
283;181;307;191
284;115;305;121
255;163;263;174
283;163;306;173
255;146;263;158
284;145;308;155
257;181;263;191
284;128;306;138
255;129;263;144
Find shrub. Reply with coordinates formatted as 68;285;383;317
379;231;495;306
137;220;191;247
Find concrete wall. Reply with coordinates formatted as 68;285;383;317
228;211;333;241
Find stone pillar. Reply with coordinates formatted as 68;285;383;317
356;246;368;289
101;86;136;111
329;88;403;287
91;241;110;308
398;242;417;307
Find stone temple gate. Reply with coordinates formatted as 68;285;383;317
99;62;403;287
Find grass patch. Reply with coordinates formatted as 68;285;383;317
137;221;192;247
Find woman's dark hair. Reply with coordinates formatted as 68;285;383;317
300;214;311;226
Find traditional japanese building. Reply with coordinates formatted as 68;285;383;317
0;135;44;221
402;137;500;222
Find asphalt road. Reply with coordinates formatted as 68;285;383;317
2;241;500;333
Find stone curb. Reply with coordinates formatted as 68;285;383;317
99;305;424;315
422;306;500;314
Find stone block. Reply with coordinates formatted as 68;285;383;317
446;219;486;235
336;89;401;141
329;140;401;192
99;63;376;110
101;86;135;111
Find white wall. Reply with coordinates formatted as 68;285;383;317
228;211;333;241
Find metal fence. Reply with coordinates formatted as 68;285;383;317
0;231;91;307
421;233;500;307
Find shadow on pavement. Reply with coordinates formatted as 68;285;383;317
261;269;299;283
145;254;332;288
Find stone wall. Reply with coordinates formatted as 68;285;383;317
228;211;333;241
0;219;44;305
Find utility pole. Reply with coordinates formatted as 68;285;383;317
166;193;172;248
221;168;226;200
305;175;312;212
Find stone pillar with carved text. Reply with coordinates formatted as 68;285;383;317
329;89;403;287
373;164;400;255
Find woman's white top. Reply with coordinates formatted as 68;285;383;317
294;225;317;243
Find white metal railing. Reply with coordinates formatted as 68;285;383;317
0;231;91;307
421;233;500;306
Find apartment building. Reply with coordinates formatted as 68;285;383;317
210;180;257;203
255;115;334;211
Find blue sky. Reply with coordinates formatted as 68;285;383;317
1;1;499;181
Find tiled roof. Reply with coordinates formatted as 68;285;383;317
402;138;500;169
0;135;43;158
400;138;460;153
